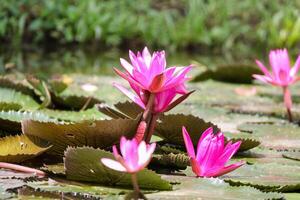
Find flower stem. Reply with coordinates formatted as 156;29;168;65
131;173;140;193
0;162;46;177
283;87;293;122
142;93;155;122
145;114;159;143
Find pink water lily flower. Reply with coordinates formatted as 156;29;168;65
253;49;300;87
101;137;156;173
114;47;192;93
253;49;300;122
182;127;244;177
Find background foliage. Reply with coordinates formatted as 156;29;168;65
1;0;300;54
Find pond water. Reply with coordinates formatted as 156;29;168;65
0;47;254;77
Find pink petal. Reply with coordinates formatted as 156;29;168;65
120;58;133;75
112;145;120;158
101;158;127;172
142;47;152;67
113;67;145;90
182;126;195;158
209;161;245;177
196;127;214;162
255;60;271;76
113;83;146;109
191;158;202;177
216;141;241;167
149;73;166;92
252;74;273;85
164;66;192;90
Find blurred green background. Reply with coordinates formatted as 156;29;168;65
0;0;299;76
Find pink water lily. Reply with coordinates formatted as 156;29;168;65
114;47;193;143
182;126;244;177
253;49;300;121
101;137;156;173
114;47;192;93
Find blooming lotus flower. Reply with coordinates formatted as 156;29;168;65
114;47;192;93
253;49;300;121
182;127;244;177
101;137;156;173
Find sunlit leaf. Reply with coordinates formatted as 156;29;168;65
22;116;140;155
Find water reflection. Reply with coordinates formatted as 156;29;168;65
0;47;252;77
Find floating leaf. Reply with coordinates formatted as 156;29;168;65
114;101;143;119
147;175;283;199
155;114;220;146
0;135;50;163
0;76;36;97
64;147;172;190
192;64;261;83
238;122;300;151
233;148;300;166
39;107;108;122
27;180;131;199
0;111;55;133
22;116;140;155
52;94;103;110
151;153;189;170
282;152;300;161
0;88;40;110
225;132;260;151
40;164;65;176
0;102;22;111
224;163;300;192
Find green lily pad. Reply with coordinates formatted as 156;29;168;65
27;179;131;199
0;111;55;133
147;175;283;199
40;164;65;176
52;94;103;110
0;88;40;110
64;147;172;190
151;153;190;170
0;76;36;98
233;148;300;166
225;132;260;151
0;102;22;111
39;107;109;122
192;64;261;84
224;163;300;192
114;101;143;119
22;116;140;155
155;114;220;146
238;122;300;151
282;152;300;161
0;134;50;163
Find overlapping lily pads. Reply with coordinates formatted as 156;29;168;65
224;163;300;192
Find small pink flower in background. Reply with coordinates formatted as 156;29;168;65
101;137;156;173
253;49;300;121
114;47;192;93
182;127;244;178
253;49;300;87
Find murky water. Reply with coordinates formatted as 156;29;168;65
0;47;254;77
